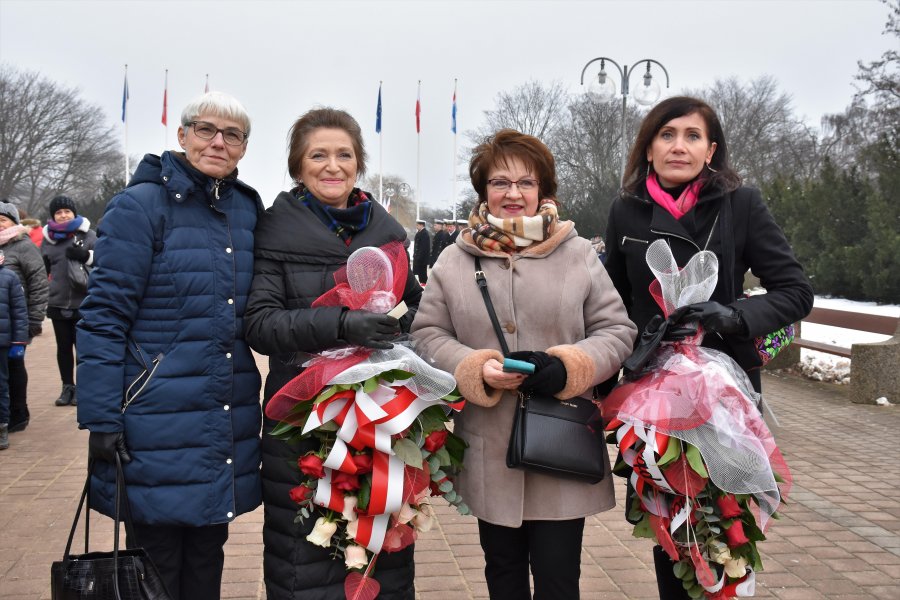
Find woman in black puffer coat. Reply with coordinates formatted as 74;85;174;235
603;96;813;600
244;108;422;600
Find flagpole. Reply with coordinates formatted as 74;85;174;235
416;80;421;221
205;73;209;93
451;78;458;221
163;69;169;150
378;81;383;209
123;64;129;183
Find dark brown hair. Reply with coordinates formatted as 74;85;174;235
469;129;558;204
287;108;367;182
622;96;741;194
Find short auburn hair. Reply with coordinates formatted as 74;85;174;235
469;129;558;204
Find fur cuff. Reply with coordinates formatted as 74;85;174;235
547;344;596;399
454;349;505;407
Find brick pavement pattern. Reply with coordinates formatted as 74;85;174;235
1;323;898;599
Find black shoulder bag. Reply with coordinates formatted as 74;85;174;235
474;257;606;484
51;456;172;600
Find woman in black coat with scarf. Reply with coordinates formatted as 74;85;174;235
244;108;422;600
603;96;813;599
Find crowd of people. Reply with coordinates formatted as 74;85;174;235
0;90;812;600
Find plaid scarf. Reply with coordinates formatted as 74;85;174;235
47;216;85;240
296;184;373;246
469;199;559;254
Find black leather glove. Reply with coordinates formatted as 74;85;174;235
66;244;91;263
28;323;43;338
508;351;568;396
339;310;400;350
88;431;132;464
671;301;746;335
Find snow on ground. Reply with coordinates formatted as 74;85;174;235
795;297;899;385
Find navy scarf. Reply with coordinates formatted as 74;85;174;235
296;184;373;246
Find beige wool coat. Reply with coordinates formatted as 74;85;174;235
411;221;637;527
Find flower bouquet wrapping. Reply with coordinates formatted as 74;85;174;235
603;240;792;600
266;241;468;600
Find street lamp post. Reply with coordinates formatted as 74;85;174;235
579;57;670;177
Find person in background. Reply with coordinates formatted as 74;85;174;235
411;129;636;599
603;96;813;599
0;201;48;432
412;218;431;284
244;107;422;600
17;209;44;247
446;219;459;244
77;91;263;600
0;249;28;450
41;195;96;407
429;219;449;267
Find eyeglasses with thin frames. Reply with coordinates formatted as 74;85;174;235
487;178;539;192
188;121;248;146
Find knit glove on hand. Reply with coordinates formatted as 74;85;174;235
339;310;400;350
508;350;568;396
66;245;91;263
8;344;26;359
671;301;746;336
88;431;132;464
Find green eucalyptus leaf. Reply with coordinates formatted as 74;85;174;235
658;437;683;467
393;438;425;468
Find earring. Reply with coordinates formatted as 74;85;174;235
706;162;718;173
646;162;652;179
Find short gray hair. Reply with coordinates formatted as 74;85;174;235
180;91;251;137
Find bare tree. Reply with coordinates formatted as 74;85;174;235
466;80;570;145
0;64;122;217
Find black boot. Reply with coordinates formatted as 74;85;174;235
54;384;76;406
70;385;77;406
0;424;9;450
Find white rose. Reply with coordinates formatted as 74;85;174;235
306;517;338;548
724;556;748;579
344;544;369;570
341;496;358;523
397;502;418;525
412;500;436;532
709;540;732;565
346;518;359;540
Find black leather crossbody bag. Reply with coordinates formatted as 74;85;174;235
474;257;606;484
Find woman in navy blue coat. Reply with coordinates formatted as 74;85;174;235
77;92;264;600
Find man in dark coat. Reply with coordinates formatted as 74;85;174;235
412;219;430;284
429;220;449;267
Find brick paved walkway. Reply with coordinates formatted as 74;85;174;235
1;323;898;599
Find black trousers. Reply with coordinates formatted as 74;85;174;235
128;522;229;600
51;317;78;385
478;518;584;600
7;356;28;425
654;545;690;599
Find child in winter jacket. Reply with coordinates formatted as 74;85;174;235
0;249;29;450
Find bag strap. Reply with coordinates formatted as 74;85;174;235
474;257;509;356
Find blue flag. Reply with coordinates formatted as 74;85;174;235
121;73;129;123
376;83;382;134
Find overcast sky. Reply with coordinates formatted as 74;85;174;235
0;0;891;213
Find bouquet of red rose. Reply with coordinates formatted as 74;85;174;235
266;242;468;600
603;240;791;600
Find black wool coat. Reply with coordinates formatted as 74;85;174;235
412;227;430;272
244;190;422;600
603;182;813;392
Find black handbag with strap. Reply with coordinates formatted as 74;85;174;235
474;257;606;484
51;456;172;600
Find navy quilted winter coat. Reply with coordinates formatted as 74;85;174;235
77;151;264;526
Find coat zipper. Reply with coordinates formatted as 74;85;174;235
621;235;649;245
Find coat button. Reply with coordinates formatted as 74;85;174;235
227;298;234;305
225;247;232;254
504;323;516;333
500;260;510;270
226;352;232;359
226;458;233;465
224;404;230;411
175;193;181;199
227;512;234;518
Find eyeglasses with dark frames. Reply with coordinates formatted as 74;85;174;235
188;121;248;146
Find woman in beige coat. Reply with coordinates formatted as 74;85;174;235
411;129;637;599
